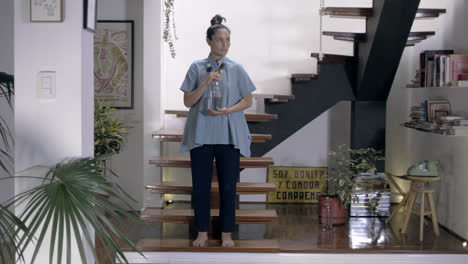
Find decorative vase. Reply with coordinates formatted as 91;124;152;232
318;194;347;225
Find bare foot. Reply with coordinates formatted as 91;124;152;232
221;232;235;247
193;232;208;247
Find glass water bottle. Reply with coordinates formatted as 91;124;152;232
210;80;223;111
321;197;333;231
209;62;225;111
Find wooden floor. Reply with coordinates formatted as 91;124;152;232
98;203;468;263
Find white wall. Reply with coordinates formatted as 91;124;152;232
97;0;145;209
387;0;468;239
324;0;372;8
15;0;94;170
0;0;14;74
143;0;163;208
95;0;162;210
14;0;94;262
164;0;320;111
0;0;14;204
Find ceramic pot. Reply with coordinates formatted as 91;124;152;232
318;194;347;225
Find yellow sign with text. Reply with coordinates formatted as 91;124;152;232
267;166;328;203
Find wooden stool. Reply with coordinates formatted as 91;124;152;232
400;176;440;241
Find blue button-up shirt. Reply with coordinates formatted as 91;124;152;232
180;55;256;157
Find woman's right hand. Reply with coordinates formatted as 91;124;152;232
203;72;222;87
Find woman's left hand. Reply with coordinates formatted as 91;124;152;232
208;107;231;116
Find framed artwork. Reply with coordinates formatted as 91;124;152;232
94;20;134;109
30;0;63;22
83;0;98;32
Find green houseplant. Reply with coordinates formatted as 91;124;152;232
328;144;385;208
0;72;14;175
94;100;132;158
0;77;143;263
163;0;178;58
319;144;384;224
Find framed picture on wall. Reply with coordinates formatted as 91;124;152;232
94;20;134;109
83;0;98;32
30;0;63;22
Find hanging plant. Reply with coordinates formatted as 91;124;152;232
163;0;178;58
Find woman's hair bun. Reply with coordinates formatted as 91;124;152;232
210;14;226;26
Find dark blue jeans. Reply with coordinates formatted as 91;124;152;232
190;144;239;232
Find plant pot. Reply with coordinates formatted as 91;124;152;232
318;194;347;225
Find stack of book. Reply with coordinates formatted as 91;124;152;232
350;173;391;217
409;104;426;120
447;119;468;135
419;49;468;87
408;100;451;121
423;100;451;121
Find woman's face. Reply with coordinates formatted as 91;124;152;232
207;28;231;58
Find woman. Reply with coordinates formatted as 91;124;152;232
179;14;256;247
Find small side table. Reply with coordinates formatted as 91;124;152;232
385;173;440;241
400;176;440;241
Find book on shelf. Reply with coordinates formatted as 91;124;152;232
448;126;468;136
450;54;468;86
424;100;451;121
420;50;454;87
409;104;425;120
415;50;468;87
451;80;468;86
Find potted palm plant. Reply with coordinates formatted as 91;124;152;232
94;100;132;158
319;144;384;224
94;100;132;186
0;72;18;264
0;78;143;263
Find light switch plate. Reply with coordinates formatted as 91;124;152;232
37;71;56;99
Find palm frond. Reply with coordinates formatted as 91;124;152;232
0;204;28;264
0;115;14;175
0;72;14;109
13;157;144;264
0;72;14;175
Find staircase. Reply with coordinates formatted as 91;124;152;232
133;112;281;252
249;1;447;157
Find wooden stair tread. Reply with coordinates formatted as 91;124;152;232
141;208;278;224
320;7;445;19
404;32;435;47
152;129;272;143
415;8;446;18
409;31;435;37
407;35;426;41
253;93;295;104
124;239;280;253
322;31;366;42
146;181;276;194
165;110;278;122
311;53;352;64
253;94;295;100
149;156;274;168
321;7;372;17
290;74;317;83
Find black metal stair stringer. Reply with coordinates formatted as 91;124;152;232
249;63;355;157
356;0;421;101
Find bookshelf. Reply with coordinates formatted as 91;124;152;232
407;86;468;117
403;126;466;136
405;85;468;137
407;86;468;89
